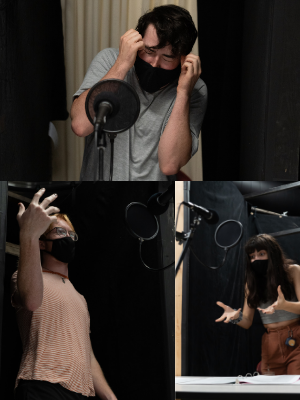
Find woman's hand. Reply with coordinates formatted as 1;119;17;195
215;301;241;323
272;285;286;310
257;305;275;314
257;285;286;314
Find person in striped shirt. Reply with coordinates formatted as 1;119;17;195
11;188;117;400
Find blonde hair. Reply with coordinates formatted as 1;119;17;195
40;213;75;239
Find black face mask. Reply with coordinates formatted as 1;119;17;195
251;259;268;275
134;54;181;93
42;237;76;263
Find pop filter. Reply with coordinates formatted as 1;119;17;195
125;202;174;271
215;220;243;249
125;203;159;240
189;219;244;270
85;79;140;134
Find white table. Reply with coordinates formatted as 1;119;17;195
176;377;300;399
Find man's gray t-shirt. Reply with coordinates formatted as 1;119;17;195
74;48;207;181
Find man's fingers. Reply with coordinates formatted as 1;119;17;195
182;61;196;77
122;28;136;38
17;203;25;220
122;30;142;43
182;56;201;75
31;188;46;205
45;206;60;216
40;194;58;210
136;40;145;51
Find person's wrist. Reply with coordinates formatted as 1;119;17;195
280;299;287;310
176;87;191;99
20;229;39;242
230;309;243;324
115;57;132;75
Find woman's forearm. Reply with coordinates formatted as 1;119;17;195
281;300;300;314
236;314;252;329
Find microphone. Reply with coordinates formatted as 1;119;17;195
147;182;175;215
93;92;120;134
183;201;219;224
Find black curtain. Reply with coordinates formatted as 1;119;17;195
0;182;8;378
1;182;174;400
197;0;245;180
0;1;68;180
197;0;300;180
187;182;300;376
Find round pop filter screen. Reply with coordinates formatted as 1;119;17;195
215;220;243;248
125;203;159;240
85;79;140;134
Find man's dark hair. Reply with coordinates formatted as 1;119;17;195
136;5;198;57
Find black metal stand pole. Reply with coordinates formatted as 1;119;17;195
175;216;201;276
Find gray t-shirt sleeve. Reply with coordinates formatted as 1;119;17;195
73;48;119;100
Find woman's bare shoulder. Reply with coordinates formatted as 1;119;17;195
287;264;300;279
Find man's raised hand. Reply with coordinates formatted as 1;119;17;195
177;54;202;96
17;188;60;240
117;29;144;71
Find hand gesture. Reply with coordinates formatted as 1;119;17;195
118;29;144;71
258;286;286;314
215;301;241;323
257;305;275;314
177;54;202;96
272;285;286;310
17;188;60;240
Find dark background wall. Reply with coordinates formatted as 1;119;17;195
1;182;174;400
197;0;300;180
0;1;68;180
0;182;8;379
185;181;300;376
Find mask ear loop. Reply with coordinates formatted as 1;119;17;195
138;238;174;271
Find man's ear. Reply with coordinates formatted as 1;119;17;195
39;240;46;250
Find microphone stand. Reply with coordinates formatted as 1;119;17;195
108;133;117;181
175;215;202;276
94;101;112;181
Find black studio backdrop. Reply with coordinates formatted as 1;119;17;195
1;182;174;400
197;0;300;180
0;1;68;180
186;182;300;376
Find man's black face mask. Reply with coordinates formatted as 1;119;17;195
134;54;181;93
42;237;76;264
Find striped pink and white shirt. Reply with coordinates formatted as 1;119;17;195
11;270;95;397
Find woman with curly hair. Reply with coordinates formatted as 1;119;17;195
216;234;300;375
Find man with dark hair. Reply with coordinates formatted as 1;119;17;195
71;4;207;181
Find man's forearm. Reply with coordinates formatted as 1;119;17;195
17;234;44;311
91;357;117;400
158;90;192;176
71;59;130;138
